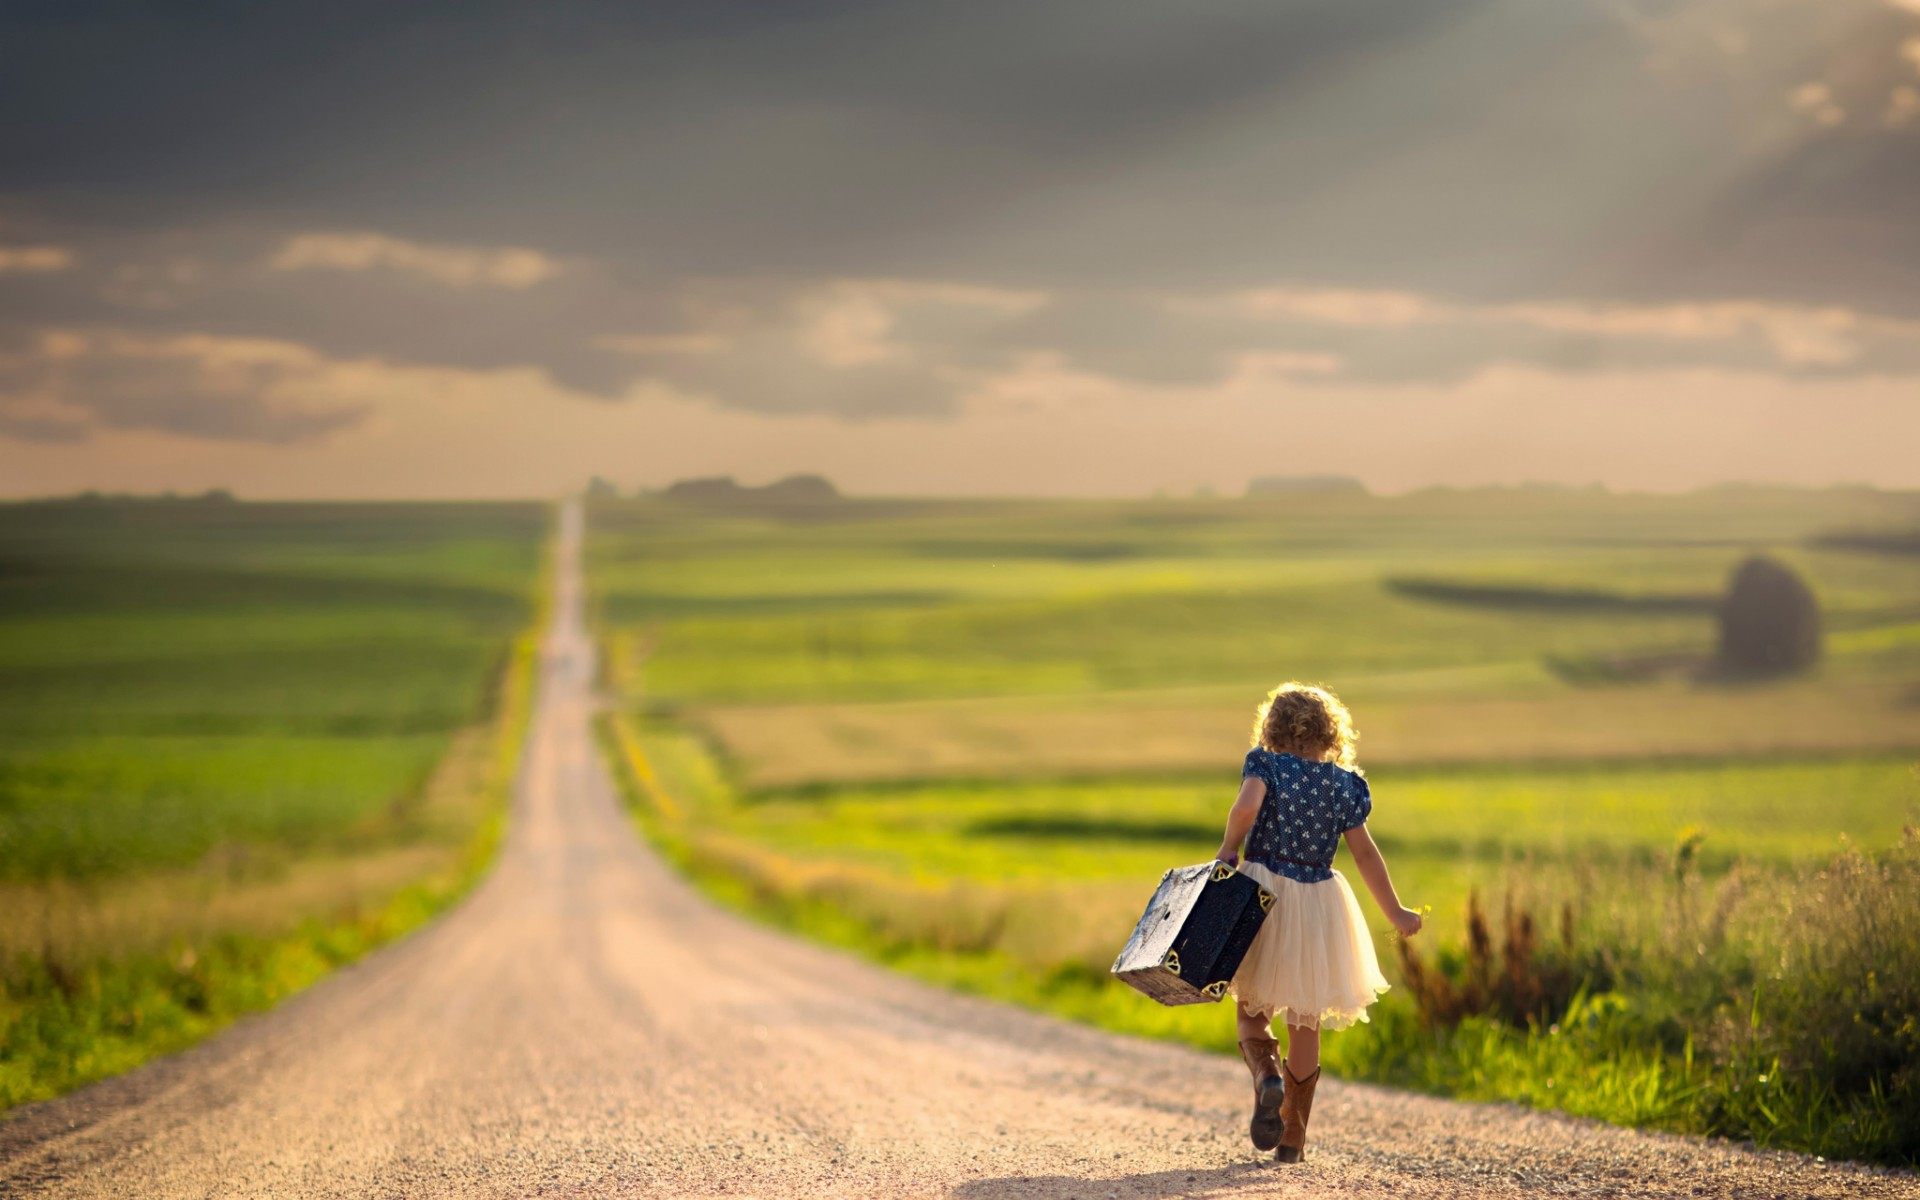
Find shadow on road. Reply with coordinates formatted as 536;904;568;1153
951;1160;1281;1199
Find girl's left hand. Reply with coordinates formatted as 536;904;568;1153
1215;850;1239;868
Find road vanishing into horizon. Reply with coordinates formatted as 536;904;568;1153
2;502;1909;1199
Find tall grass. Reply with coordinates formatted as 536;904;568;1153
1694;830;1920;1159
1389;824;1920;1162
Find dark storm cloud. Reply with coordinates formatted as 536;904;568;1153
0;1;1473;266
7;0;1918;302
4;0;1920;439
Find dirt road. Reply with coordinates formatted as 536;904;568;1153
2;503;1910;1199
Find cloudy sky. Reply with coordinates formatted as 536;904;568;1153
4;0;1920;497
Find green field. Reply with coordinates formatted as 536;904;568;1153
0;497;547;1106
586;487;1920;1163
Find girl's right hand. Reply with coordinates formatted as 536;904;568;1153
1390;906;1424;937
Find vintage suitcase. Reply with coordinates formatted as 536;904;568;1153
1111;861;1274;1005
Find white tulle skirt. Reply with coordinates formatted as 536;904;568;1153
1229;862;1390;1031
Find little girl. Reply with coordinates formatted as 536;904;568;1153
1214;682;1422;1163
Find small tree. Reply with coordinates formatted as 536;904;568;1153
1715;555;1821;677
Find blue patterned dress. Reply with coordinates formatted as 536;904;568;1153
1240;748;1372;881
1229;748;1387;1028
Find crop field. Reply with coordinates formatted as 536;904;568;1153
0;497;547;1106
587;486;1920;1162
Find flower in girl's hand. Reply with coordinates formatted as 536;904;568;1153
1390;904;1425;938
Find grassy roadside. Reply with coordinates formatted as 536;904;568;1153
0;630;539;1110
596;707;1920;1166
0;507;551;1112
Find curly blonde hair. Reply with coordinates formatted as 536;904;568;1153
1251;682;1359;771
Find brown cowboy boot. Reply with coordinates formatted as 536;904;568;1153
1237;1037;1286;1152
1274;1058;1320;1162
